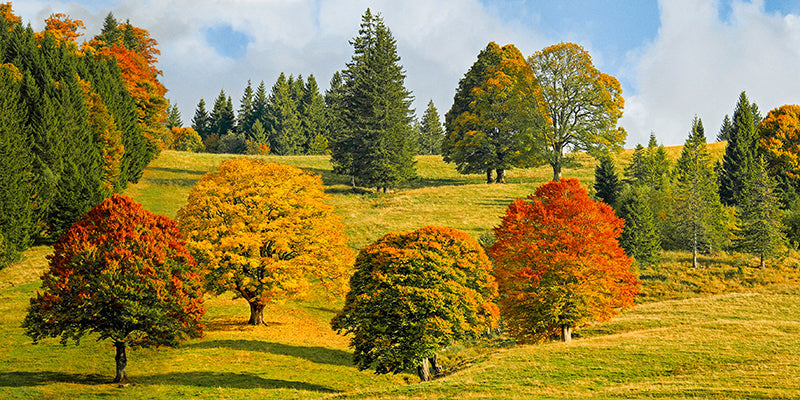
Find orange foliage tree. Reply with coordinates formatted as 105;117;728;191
169;126;205;152
488;178;639;343
758;104;800;181
22;195;205;383
36;13;85;50
332;226;499;381
177;158;353;325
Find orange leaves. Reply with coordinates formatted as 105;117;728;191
37;13;85;48
758;104;800;179
488;178;639;343
0;2;20;26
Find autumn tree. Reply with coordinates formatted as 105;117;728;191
719;91;760;206
169;127;204;152
488;178;638;343
331;9;417;190
177;158;352;325
757;104;800;206
22;195;205;383
443;41;540;183
527;42;626;181
734;158;786;268
673;118;727;268
332;226;499;382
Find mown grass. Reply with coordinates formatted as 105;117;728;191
3;144;800;399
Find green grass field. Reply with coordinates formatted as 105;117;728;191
3;146;800;399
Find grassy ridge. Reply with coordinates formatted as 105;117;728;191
3;145;800;399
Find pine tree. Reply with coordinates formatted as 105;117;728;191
625;133;670;190
674;117;727;268
333;9;417;190
326;71;351;177
717;114;733;142
191;98;210;140
237;80;255;138
300;74;327;154
618;186;661;266
165;101;182;129
719;91;760;206
594;156;621;208
266;73;303;155
209;89;235;138
94;12;121;46
418;100;444;155
734;158;786;268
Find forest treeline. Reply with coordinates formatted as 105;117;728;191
0;6;170;266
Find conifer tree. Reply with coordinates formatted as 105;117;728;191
734;158;786;268
237;79;255;138
594;155;621;208
300;74;327;154
266;73;304;155
191;98;210;140
720;91;760;206
165;101;182;129
717;114;733;142
252;81;269;130
209;89;235;138
332;9;416;190
618;186;661;266
674;117;727;267
326;71;351;176
418;100;444;155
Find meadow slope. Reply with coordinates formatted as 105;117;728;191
2;146;800;399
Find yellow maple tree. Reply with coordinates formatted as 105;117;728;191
177;158;353;325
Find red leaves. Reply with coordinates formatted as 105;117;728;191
488;178;639;342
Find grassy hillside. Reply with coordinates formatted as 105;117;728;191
3;145;800;399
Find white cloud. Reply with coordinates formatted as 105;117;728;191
621;0;800;147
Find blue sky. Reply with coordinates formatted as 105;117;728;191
15;0;800;147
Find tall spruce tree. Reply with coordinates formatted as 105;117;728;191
418;100;444;155
165;101;182;129
618;186;661;266
719;91;760;206
717;114;733;142
191;98;210;140
332;9;416;190
734;158;786;268
300;74;327;154
674;117;727;268
209;89;235;138
326;71;350;176
594;155;621;208
237;80;256;139
266;73;304;155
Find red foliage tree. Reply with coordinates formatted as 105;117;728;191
22;195;205;383
488;178;639;343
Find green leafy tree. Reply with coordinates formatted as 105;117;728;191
594;155;621;208
618;186;661;266
23;195;205;383
527;42;626;181
720;91;760;206
332;226;499;381
332;9;417;190
734;158;786;267
674;117;727;267
443;42;539;183
418;100;444;155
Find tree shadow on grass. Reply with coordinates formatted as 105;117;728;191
188;340;352;367
0;371;107;387
139;371;340;392
147;166;207;176
141;177;200;187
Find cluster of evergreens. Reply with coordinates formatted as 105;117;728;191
596;92;790;268
0;7;166;267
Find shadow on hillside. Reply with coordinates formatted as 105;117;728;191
188;340;352;367
147;166;207;176
141;177;200;187
476;198;515;207
0;371;107;386
138;371;339;392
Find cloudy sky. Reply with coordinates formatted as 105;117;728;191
15;0;800;147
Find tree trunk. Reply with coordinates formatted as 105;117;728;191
113;341;128;383
486;169;494;184
431;354;443;376
561;324;572;342
417;357;431;382
552;163;562;182
692;246;698;268
760;253;765;268
495;169;506;184
248;302;265;325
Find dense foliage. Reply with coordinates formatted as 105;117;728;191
0;6;166;265
332;226;499;381
177;158;352;325
22;194;205;383
488;178;639;343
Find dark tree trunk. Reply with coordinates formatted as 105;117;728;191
431;354;443;376
417;357;431;382
495;169;506;183
552;163;562;181
248;302;265;325
760;253;765;268
113;341;128;383
561;324;572;342
486;169;494;184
